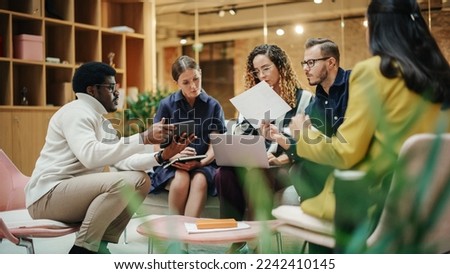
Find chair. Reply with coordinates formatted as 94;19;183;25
272;133;450;253
0;149;80;254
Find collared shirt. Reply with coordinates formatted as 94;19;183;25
306;67;351;137
154;89;227;155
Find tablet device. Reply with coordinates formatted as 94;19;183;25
163;154;207;168
160;120;195;148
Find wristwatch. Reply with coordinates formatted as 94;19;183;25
155;150;165;165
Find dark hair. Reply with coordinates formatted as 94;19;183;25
244;44;300;108
304;38;340;64
171;55;200;81
367;0;450;108
72;62;116;93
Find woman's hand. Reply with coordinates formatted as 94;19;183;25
160;132;196;161
171;160;202;171
267;152;280;166
180;146;197;157
289;114;311;140
260;120;282;141
261;120;291;150
267;152;290;166
169;143;201;171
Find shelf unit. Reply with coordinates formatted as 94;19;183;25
0;0;154;175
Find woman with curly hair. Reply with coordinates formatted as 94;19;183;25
214;44;312;253
243;44;299;111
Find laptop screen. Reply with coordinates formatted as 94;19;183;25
210;133;270;168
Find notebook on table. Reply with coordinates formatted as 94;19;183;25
210;133;272;168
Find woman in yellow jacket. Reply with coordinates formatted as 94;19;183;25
262;0;450;251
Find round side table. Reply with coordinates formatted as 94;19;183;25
136;215;283;253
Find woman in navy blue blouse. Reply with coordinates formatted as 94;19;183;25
150;55;226;219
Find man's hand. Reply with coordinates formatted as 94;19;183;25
160;132;196;161
141;118;174;145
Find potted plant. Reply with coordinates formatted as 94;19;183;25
114;87;171;137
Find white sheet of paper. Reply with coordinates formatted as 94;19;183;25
229;81;292;128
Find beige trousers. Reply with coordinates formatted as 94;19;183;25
28;171;150;252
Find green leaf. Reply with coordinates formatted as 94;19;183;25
115;86;172;136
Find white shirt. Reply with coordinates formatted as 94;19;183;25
25;93;158;207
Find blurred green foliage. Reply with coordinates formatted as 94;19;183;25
115;87;171;137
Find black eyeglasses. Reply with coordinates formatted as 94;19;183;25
95;83;117;93
301;57;331;69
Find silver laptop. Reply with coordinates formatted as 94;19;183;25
210;133;271;168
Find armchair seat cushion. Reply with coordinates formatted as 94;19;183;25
272;205;334;235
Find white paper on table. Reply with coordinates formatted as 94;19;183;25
229;81;292;128
184;222;251;234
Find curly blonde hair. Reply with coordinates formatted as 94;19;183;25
244;44;300;108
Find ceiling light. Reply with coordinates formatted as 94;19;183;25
295;25;304;34
192;42;204;52
314;0;323;4
229;6;237;15
276;28;285;36
218;8;225;17
179;37;187;45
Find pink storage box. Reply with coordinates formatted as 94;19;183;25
14;34;43;61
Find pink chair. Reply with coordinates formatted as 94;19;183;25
272;133;450;253
0;149;80;254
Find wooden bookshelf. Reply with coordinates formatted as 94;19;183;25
0;0;154;175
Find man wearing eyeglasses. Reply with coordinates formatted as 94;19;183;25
301;37;351;137
288;38;351;199
261;38;351;253
292;38;350;253
25;61;194;254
